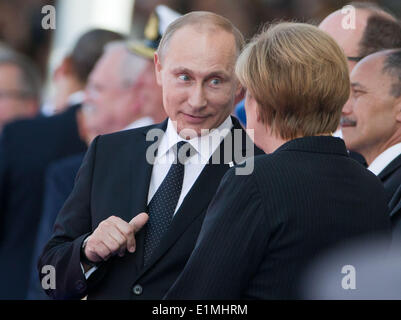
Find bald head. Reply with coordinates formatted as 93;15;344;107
319;4;398;71
319;9;369;59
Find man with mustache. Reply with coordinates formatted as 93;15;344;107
342;49;401;241
319;1;401;165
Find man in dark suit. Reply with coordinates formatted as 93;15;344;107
27;5;176;296
38;11;261;300
340;49;401;242
165;23;391;300
0;105;87;299
0;29;124;300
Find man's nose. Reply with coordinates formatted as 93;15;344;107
342;96;353;115
188;84;207;109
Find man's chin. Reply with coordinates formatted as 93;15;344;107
177;124;203;139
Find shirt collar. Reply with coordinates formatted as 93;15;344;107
157;116;233;162
123;117;154;131
368;142;401;175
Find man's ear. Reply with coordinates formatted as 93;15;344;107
53;56;73;80
154;52;163;85
234;83;245;105
395;98;401;123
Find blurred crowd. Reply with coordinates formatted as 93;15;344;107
1;0;401;300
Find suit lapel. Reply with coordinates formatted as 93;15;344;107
126;120;168;270
137;117;253;275
378;154;401;182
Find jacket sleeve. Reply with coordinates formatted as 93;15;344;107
0;130;10;240
164;167;268;300
37;136;99;300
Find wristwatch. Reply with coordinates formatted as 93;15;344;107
80;237;98;268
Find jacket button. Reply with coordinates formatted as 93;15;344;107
132;284;143;295
75;280;86;292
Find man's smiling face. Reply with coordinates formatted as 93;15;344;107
154;25;241;137
342;52;401;159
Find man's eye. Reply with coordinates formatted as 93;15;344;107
178;74;190;81
210;78;221;86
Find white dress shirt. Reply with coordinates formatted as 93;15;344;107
147;116;233;215
368;142;401;176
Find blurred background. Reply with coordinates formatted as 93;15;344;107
0;0;400;114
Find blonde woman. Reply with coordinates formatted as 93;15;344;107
165;22;391;300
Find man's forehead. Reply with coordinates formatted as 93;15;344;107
319;9;370;54
168;25;236;53
91;51;122;80
351;54;386;83
163;26;236;69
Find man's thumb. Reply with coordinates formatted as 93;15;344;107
129;212;149;233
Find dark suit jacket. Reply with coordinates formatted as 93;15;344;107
0;105;87;299
378;154;401;204
165;136;391;300
380;154;401;245
27;153;85;300
38;117;262;300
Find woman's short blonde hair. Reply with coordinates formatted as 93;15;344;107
236;22;350;140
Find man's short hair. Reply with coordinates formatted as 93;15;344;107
236;22;350;140
383;49;401;98
157;11;244;61
70;29;125;84
358;14;401;58
0;47;42;100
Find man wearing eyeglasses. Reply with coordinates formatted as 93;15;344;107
0;47;41;133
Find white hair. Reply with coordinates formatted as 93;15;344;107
103;40;147;87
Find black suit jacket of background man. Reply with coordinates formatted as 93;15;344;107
38;116;262;300
379;154;401;245
165;136;391;300
0;104;86;299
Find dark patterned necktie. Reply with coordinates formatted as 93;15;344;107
143;141;189;266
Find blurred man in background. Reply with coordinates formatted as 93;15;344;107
319;2;401;166
319;2;401;142
48;29;124;115
0;47;41;132
0;29;124;300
